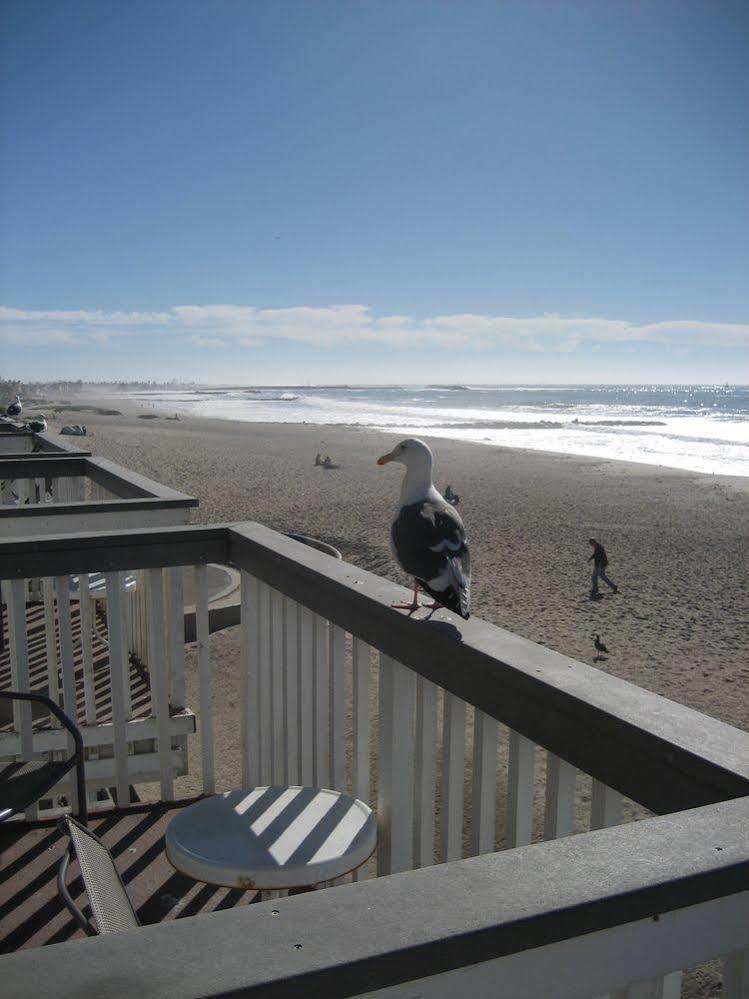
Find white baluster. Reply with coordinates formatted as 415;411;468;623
591;778;623;830
544;752;576;840
147;568;173;801
271;588;285;785
284;597;300;785
194;564;214;795
507;730;535;848
258;581;272;785
352;638;371;804
240;570;260;787
441;692;466;862
42;578;59;717
413;675;437;868
329;624;346;790
377;655;416;875
313;614;330;788
56;575;80;816
71;476;86;501
78;574;96;725
105;572;130;805
7;579;36;819
165;567;185;711
298;606;314;785
471;710;498;856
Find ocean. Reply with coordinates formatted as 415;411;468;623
126;384;749;477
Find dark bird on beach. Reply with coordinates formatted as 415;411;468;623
25;415;47;433
593;634;609;655
378;438;470;619
6;394;22;418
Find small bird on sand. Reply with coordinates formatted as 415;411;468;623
6;394;22;418
593;634;610;655
25;415;47;433
377;438;470;619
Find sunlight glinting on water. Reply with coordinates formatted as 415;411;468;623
127;385;749;477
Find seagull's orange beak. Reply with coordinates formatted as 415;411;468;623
377;451;395;466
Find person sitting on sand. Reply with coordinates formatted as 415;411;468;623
322;455;335;468
314;452;322;466
588;538;618;599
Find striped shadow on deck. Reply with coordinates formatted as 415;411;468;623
0;801;258;952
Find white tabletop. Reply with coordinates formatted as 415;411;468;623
165;787;377;890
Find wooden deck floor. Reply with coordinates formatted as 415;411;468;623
0;800;259;953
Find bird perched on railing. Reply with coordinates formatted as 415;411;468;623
593;634;610;657
6;394;22;418
377;438;470;619
25;415;47;433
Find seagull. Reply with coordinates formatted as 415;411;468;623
593;634;609;655
6;394;22;418
377;438;470;618
25;415;47;433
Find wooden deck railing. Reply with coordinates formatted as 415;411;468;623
0;428;90;457
0;455;197;535
0;522;748;995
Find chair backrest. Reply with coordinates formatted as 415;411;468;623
58;815;140;935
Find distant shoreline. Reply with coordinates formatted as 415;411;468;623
59;387;749;480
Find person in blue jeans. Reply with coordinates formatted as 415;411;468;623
588;539;618;599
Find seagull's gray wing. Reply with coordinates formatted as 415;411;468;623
391;499;470;618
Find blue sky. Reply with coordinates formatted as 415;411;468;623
1;0;747;384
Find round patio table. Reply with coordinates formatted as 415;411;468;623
165;787;377;891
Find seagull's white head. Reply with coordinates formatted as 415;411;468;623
377;438;436;504
377;437;433;470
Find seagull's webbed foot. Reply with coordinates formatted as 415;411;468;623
391;583;425;615
391;601;422;615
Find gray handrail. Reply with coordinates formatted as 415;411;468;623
3;795;748;998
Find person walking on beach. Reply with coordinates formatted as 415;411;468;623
588;538;618;599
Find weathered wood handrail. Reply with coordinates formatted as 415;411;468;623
1;521;748;816
0;455;198;505
2;796;747;999
0;428;91;457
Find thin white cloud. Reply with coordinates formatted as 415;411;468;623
1;304;747;351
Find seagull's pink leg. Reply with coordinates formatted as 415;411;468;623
391;582;422;614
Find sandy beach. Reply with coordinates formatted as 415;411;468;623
57;397;749;733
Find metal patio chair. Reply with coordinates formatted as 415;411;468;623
57;814;140;936
0;690;87;824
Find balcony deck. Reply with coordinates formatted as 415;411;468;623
0;799;258;953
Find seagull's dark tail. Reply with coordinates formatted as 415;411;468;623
420;580;470;620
